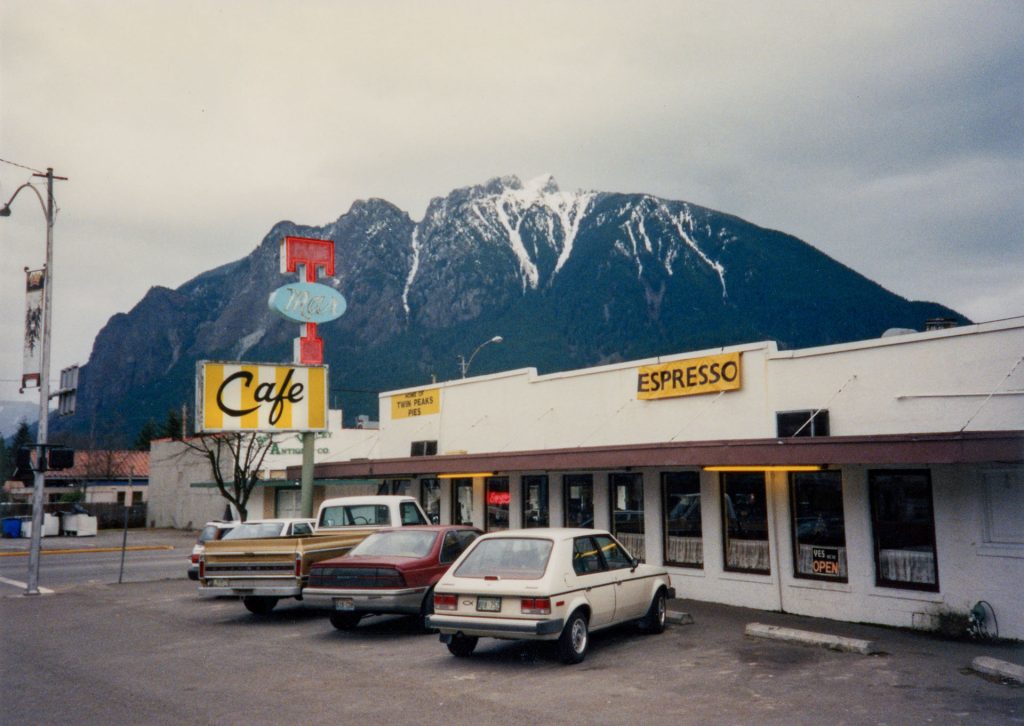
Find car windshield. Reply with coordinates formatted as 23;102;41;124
198;524;224;543
454;537;553;580
222;522;285;540
349;530;438;558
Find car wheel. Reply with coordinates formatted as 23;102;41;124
329;611;363;630
446;633;478;657
418;587;435;632
558;610;589;664
242;596;278;615
639;588;667;634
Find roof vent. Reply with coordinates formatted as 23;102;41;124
924;317;957;331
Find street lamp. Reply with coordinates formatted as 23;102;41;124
2;167;65;596
459;335;503;378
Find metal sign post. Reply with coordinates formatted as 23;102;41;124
274;237;344;518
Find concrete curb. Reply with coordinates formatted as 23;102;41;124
0;545;175;558
667;610;694;625
971;656;1024;685
745;622;878;655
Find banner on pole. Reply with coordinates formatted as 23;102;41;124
22;269;45;390
196;361;329;433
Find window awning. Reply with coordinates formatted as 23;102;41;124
288;430;1024;481
189;478;383;489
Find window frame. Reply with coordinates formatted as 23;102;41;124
484;476;510;532
868;469;940;592
563;473;595;528
521;474;550;528
451;477;474;526
720;471;771;575
662;471;702;569
789;470;848;583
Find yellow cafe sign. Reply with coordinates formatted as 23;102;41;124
197;361;328;432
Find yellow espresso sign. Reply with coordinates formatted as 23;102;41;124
391;388;441;419
636;352;742;400
198;361;328;432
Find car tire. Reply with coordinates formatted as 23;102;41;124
242;596;278;615
639;588;667;634
329;611;363;630
187;570;198;582
446;633;478;657
418;587;436;632
558;610;589;664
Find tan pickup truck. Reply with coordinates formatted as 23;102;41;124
199;495;430;614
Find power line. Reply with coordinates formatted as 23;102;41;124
0;157;46;175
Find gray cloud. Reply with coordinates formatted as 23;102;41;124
2;0;1021;400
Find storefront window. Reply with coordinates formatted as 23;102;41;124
420;478;440;523
662;471;702;568
721;472;770;574
869;470;938;591
452;478;474;526
610;472;645;561
485;476;510;531
522;475;549;528
564;474;594;528
790;471;847;581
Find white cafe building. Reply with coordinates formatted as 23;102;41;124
287;316;1024;639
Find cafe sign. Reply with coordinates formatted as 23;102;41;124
636;351;742;400
391;388;441;420
197;361;328;432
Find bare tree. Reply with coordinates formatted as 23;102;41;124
180;432;278;522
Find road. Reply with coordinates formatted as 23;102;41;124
0;547;185;593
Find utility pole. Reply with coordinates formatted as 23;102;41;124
25;168;65;596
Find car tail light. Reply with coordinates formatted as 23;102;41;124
191;553;199;564
521;597;551;615
295;554;303;578
198;556;205;580
434;593;458;611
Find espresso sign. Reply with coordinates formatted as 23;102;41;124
197;361;328;432
637;351;742;400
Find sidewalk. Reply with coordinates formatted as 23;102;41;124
0;527;197;555
669;596;1024;685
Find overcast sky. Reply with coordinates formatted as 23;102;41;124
1;0;1022;403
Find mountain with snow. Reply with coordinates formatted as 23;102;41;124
54;175;966;443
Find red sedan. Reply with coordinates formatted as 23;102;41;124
304;525;481;630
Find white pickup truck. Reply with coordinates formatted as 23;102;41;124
199;495;430;614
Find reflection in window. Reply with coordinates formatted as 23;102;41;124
721;472;770;574
522;475;549;528
610;473;645;561
452;478;473;526
869;470;938;591
564;474;594;528
790;471;847;581
662;471;702;568
420;478;441;523
485;476;510;531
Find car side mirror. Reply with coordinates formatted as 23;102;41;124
630;557;640;572
430;514;440;524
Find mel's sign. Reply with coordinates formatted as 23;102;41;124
391;388;440;420
197;361;328;432
268;281;347;325
636;351;742;400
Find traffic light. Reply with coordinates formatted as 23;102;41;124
47;447;75;471
15;447;34;482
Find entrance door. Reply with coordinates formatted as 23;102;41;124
275;488;302;518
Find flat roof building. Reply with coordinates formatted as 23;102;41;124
292;316;1024;639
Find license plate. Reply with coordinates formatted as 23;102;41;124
209;578;228;588
476;596;502;612
334;598;355;611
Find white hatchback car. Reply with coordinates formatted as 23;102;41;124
427;528;675;664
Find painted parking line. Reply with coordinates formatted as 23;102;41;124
0;545;174;558
0;575;55;594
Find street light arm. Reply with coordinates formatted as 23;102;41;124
461;335;503;378
1;182;48;219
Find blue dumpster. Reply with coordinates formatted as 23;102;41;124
2;517;22;538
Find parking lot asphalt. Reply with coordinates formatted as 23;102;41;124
1;529;1021;725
